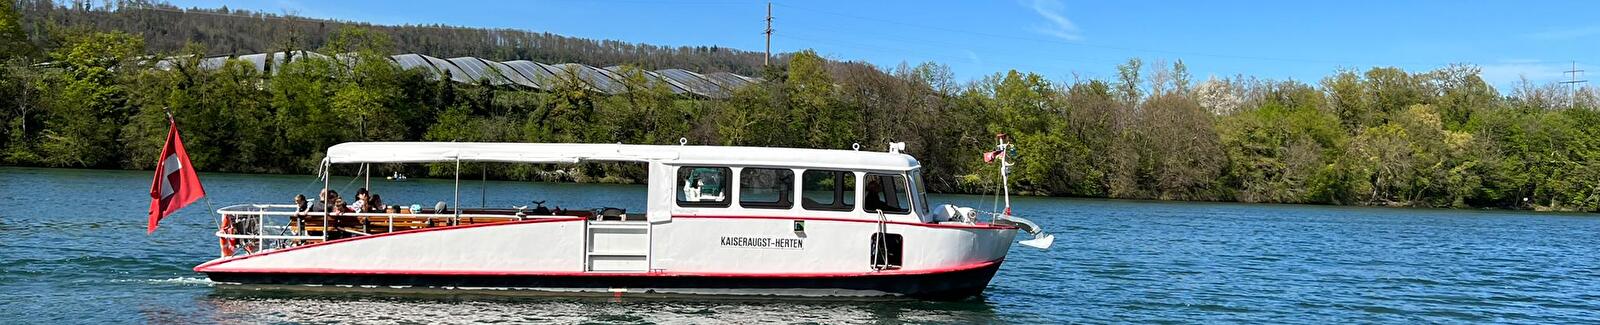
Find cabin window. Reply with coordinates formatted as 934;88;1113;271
677;166;731;207
864;174;910;214
739;168;794;209
801;170;855;211
912;170;930;216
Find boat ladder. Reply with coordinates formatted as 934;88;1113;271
584;219;650;272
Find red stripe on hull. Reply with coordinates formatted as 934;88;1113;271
672;215;1019;230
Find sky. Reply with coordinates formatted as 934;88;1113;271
162;0;1596;91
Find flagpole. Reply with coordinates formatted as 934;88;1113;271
167;107;219;234
149;106;209;235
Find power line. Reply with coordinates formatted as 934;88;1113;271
764;2;773;66
1560;61;1587;109
774;33;1077;75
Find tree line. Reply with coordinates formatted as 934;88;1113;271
1;1;1597;211
11;0;773;75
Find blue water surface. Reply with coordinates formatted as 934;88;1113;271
1;167;1597;324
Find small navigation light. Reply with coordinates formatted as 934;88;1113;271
793;220;805;232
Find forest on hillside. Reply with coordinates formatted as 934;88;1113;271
10;0;773;75
1;1;1598;211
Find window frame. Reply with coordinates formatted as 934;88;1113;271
675;166;733;208
912;170;930;216
800;169;857;212
863;173;913;215
737;167;795;210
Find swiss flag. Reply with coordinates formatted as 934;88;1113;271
148;115;205;234
983;150;1005;163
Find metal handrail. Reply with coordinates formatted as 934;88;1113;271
214;232;322;241
872;209;889;271
216;204;555;220
212;204;583;258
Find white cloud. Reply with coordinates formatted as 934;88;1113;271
1027;0;1083;41
1525;26;1600;40
964;49;983;66
1478;61;1583;89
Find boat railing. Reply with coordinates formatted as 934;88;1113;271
212;204;567;257
967;209;1055;249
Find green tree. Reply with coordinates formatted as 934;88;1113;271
35;31;143;167
1219;100;1343;203
0;0;35;59
785;49;855;149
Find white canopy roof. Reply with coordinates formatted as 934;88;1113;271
325;142;920;171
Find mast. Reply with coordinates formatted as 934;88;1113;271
997;134;1012;216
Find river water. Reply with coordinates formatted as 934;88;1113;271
2;167;1597;324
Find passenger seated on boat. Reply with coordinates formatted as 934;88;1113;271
294;194;309;213
306;189;339;214
366;194;384;213
331;197;353;215
681;167;727;201
350;188;370;212
864;179;888;212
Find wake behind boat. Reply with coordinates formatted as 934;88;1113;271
195;139;1051;300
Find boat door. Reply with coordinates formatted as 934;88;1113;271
862;172;912;270
580;161;674;273
584;217;650;272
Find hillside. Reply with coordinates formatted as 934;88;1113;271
13;0;775;76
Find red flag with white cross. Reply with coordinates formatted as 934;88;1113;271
147;114;205;234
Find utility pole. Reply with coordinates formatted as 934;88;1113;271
764;2;773;66
1561;61;1587;109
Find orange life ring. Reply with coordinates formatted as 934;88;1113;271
219;214;237;256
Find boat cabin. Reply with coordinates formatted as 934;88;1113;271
217;142;944;251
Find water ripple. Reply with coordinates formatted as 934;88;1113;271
4;167;1600;323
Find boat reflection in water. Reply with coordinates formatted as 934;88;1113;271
198;287;1001;324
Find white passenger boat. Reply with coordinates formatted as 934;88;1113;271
196;141;1052;300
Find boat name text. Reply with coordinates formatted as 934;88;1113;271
719;236;804;250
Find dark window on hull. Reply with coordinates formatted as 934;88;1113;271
871;233;904;269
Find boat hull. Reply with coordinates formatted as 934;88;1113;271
203;259;1003;300
197;216;1018;300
